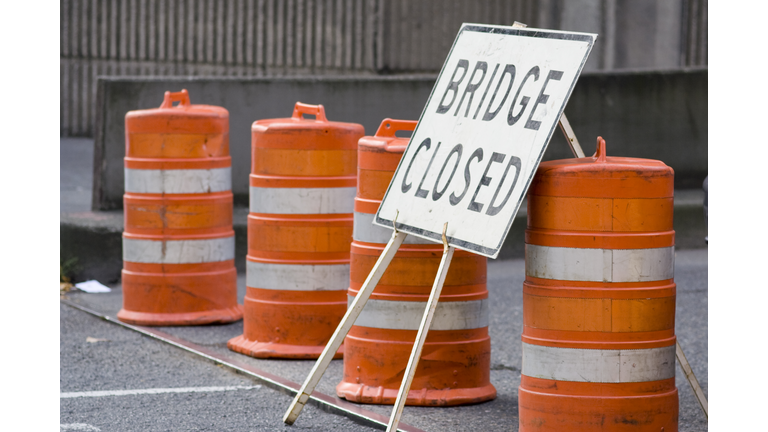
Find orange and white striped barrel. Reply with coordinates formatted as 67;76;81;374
227;102;364;359
118;89;242;326
519;137;678;431
335;119;497;406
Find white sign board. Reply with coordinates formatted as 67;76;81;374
374;24;596;258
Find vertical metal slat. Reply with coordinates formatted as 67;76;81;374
216;0;225;65
314;0;323;69
148;0;157;60
256;0;265;69
159;0;167;61
276;0;285;67
266;0;274;66
286;0;295;68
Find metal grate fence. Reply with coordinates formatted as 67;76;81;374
60;0;707;136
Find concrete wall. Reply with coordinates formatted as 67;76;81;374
545;68;708;189
93;69;707;210
62;0;707;136
92;75;436;210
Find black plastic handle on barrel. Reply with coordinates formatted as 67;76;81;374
374;118;417;138
160;89;191;108
292;102;328;122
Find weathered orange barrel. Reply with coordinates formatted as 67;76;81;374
336;119;496;406
118;89;242;326
519;137;678;431
227;102;364;359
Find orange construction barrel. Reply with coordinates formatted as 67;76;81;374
118;89;242;326
227;102;364;359
335;119;497;406
519;137;678;431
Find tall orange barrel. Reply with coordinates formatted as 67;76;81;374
519;137;678;431
118;89;242;326
227;102;364;359
336;119;497;406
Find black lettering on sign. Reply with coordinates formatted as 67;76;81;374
468;152;505;213
482;64;516;122
507;66;539;126
453;61;488;117
525;70;564;131
486;155;522;216
401;137;430;193
473;64;500;120
432;144;463;201
436;60;469;114
415;141;443;199
450;148;483;206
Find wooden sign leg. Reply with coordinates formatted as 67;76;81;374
283;229;408;425
676;340;708;419
386;224;455;432
558;113;585;158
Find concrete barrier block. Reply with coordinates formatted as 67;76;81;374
93;70;707;211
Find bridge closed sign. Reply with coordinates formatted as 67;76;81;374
374;24;596;258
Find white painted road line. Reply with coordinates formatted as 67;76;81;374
60;424;101;431
60;385;262;399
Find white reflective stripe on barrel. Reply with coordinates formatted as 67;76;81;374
353;212;434;244
350;296;489;330
250;186;356;214
123;236;235;264
525;244;674;282
124;167;231;194
521;342;676;383
246;261;350;291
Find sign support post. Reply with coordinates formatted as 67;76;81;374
386;223;454;431
283;219;408;425
676;340;709;419
558;113;585;158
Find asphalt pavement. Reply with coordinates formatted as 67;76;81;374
60;302;381;432
60;136;708;431
61;250;708;431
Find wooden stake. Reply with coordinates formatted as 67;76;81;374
676;340;708;420
558;113;585;158
387;223;455;432
283;227;408;425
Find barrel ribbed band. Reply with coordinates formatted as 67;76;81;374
123;236;235;264
353;212;434;244
521;342;675;383
350;296;489;331
250;186;356;214
246;261;350;291
525;244;674;282
124;167;231;194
